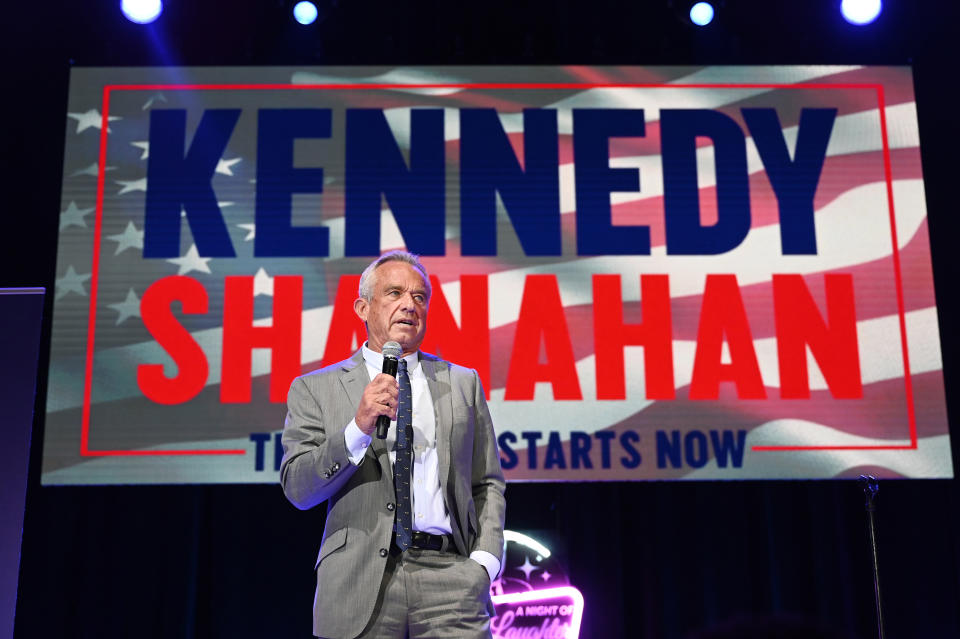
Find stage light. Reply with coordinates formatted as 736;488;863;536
689;2;715;26
120;0;163;24
841;0;882;25
293;1;319;25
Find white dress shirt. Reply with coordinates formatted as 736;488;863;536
342;344;500;581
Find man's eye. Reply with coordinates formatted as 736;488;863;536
414;295;424;303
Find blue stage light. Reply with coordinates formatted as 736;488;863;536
293;1;319;25
120;0;163;24
841;0;882;25
689;2;715;27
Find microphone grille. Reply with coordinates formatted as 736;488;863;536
382;341;403;359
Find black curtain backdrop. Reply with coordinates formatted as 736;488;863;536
13;482;960;637
4;1;960;637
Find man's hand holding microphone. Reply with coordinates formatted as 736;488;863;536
354;341;403;438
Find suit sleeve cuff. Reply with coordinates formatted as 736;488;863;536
343;419;371;465
469;550;501;582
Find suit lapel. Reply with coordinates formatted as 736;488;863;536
421;354;452;497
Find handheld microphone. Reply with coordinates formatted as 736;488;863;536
376;341;403;439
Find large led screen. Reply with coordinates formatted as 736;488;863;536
43;65;953;484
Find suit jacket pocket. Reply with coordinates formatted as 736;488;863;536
314;527;347;570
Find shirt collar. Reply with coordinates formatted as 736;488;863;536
361;343;420;372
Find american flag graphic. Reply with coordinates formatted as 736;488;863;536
42;65;953;484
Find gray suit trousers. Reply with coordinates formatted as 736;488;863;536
339;548;492;639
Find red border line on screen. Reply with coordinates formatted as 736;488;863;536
82;80;918;456
83;84;247;457
752;84;917;452
101;82;882;91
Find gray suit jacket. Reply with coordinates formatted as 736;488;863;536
280;349;506;639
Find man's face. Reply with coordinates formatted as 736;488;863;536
354;261;430;355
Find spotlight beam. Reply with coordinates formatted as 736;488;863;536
841;0;882;25
121;0;163;24
689;2;715;27
293;1;319;25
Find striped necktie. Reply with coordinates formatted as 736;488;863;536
393;359;414;551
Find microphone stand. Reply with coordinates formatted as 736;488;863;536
858;475;886;639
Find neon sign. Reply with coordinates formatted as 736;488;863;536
491;587;584;639
490;530;584;638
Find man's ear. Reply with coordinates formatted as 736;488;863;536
353;297;368;323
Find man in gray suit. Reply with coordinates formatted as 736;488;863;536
281;251;506;639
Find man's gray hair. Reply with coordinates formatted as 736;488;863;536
357;250;432;302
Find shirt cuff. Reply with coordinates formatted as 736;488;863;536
469;550;501;582
343;419;371;465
